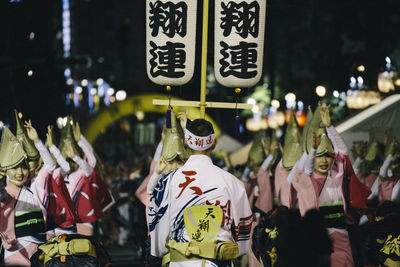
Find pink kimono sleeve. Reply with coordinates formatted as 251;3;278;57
135;159;158;206
291;166;318;216
254;167;272;213
274;162;292;207
378;177;399;204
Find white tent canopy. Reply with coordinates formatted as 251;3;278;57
213;134;244;153
336;94;400;152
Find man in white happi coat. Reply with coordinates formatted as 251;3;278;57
148;119;252;267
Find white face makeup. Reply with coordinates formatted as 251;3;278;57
314;155;334;176
28;160;38;178
6;162;29;188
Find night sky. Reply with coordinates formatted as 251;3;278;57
1;0;400;139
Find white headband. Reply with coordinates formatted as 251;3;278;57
184;128;215;151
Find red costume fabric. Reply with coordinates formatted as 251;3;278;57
48;168;78;228
74;169;112;223
343;155;371;217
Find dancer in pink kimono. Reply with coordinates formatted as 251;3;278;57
73;122;114;230
357;130;400;222
275;109;309;209
14;111;42;184
352;138;380;189
57;120;113;236
291;104;370;267
242;131;268;210
254;130;280;214
45;125;78;233
247;131;280;267
372;132;400;204
0;120;75;266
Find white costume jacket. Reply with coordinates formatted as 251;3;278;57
149;155;252;266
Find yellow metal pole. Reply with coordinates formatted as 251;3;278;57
200;0;209;119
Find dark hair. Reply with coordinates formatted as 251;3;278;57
186;119;214;137
375;200;400;218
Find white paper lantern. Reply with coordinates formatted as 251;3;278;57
214;0;266;88
146;0;197;86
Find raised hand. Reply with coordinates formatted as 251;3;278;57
270;137;280;160
390;141;400;162
177;112;187;130
263;137;271;156
387;139;397;157
320;103;331;127
72;122;81;142
24;120;40;143
356;141;366;158
45;125;54;147
64;139;75;159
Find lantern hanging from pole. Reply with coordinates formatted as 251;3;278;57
214;0;266;88
146;0;197;86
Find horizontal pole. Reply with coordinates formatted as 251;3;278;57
152;99;254;109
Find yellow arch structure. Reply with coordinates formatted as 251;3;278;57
83;94;222;143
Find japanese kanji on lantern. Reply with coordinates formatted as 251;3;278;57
214;0;266;88
146;0;197;86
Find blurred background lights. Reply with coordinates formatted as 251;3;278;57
315;85;326;97
285;92;296;102
81;79;88;86
386;56;391;66
247;98;256;105
98;86;105;97
28;70;33;76
110;96;116;103
90;88;97;95
251;104;260;113
297;101;304;111
115;90;127;101
136;111;145;121
62;117;68;127
357;65;365;72
75;86;83;94
64;68;71;77
66;78;73;85
378;71;395;93
271;99;280;109
333;90;340;98
29;32;35;40
96;78;104;86
107;88;115;96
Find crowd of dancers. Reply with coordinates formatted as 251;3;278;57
139;103;399;267
0;103;399;266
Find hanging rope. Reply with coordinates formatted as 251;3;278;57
234;88;241;136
